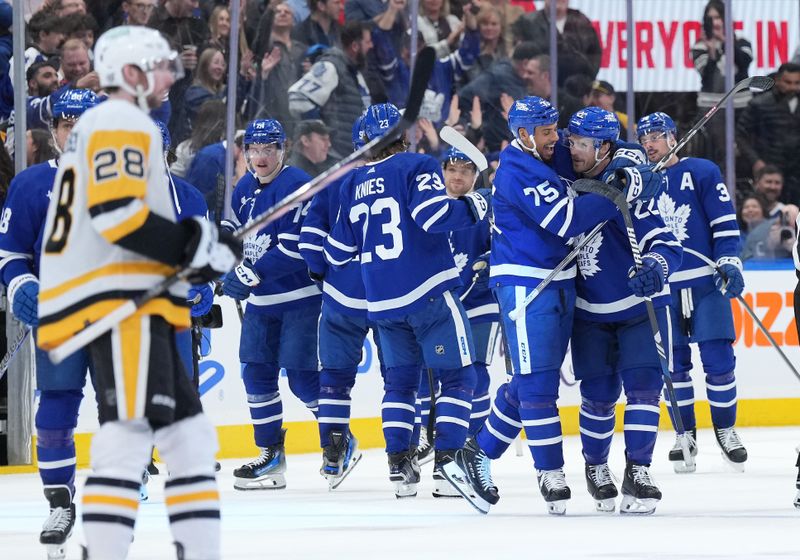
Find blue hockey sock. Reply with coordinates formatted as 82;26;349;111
434;365;475;451
665;370;696;431
318;368;356;447
247;392;283;448
469;362;491;436
623;398;661;465
287;369;320;417
476;382;522;460
579;399;615;465
35;390;82;494
706;372;737;428
382;366;418;454
521;400;564;471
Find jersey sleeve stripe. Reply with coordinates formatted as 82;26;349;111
326;235;357;253
277;233;300;241
557;199;574;237
712;230;740;238
88;197;136;218
323;248;352;267
709;213;737;227
637;227;670;251
539;197;569;230
421;205;450;231
298;242;323;252
277;243;303;259
39;261;175;302
300;226;328;238
410;195;450;221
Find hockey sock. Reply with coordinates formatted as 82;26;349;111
476;383;522;460
665;370;696;431
382;366;419;454
623;396;661;465
579;399;615;465
520;400;564;470
434;365;475;451
469;363;491;436
318;367;356;447
82;476;141;560
700;340;737;428
287;369;320;417
247;392;283;448
35;390;82;494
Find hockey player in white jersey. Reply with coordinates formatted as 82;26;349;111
638;112;747;472
323;102;492;510
557;107;682;514
447;96;665;515
37;27;241;559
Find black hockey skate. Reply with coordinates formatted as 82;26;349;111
620;461;661;515
431;450;462;499
320;430;362;490
416;426;434;466
442;437;499;514
536;468;571;515
233;429;287;490
668;428;698;473
585;463;617;513
40;485;75;560
713;425;747;472
388;449;420;498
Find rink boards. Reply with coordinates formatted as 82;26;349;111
5;268;800;472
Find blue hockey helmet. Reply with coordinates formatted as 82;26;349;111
244;118;286;146
442;146;475;168
567;107;620;147
636;112;677;140
507;96;559;140
362;102;401;141
352;114;366;150
52;89;97;122
154;120;171;152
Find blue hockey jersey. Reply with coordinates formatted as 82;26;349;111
170;175;208;220
231;166;321;313
490;141;619;290
299;174;369;317
656;158;740;290
323;152;478;319
449;218;497;323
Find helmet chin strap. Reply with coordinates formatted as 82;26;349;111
518;133;543;161
583;145;611;176
120;68;155;113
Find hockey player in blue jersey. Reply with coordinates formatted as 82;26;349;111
638;112;748;472
558;107;682;514
0;89;97;558
222;118;322;490
447;96;665;516
323;102;491;509
299;115;376;489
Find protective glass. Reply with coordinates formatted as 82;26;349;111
639;132;668;145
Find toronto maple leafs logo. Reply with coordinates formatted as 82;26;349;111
243;232;272;262
454;252;468;273
656;192;690;242
577;231;603;278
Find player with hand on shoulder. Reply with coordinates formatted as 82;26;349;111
638;112;747;473
36;26;241;560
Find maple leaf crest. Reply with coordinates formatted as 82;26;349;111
656;192;690;242
243;232;272;262
454;252;469;273
577;230;603;278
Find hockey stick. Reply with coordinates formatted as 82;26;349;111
507;75;775;322
682;246;800;382
573;177;695;469
48;48;437;364
0;325;31;381
426;367;436;447
214;172;245;323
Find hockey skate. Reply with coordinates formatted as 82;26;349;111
620;462;661;515
794;447;800;509
668;428;698;473
431;450;462;499
320;430;362;490
585;463;617;513
442;438;499;514
536;468;571;515
388;449;420;498
233;429;287;490
40;486;75;560
713;425;747;472
416;426;434;466
139;468;150;502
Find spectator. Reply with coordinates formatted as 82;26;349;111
287;119;335;175
203;5;231;60
563;72;593;105
418;0;461;59
737;193;768;245
119;0;157;26
26;129;57;166
0;60;69;133
17;11;68;78
743;205;799;261
372;0;478;124
172;99;227;177
289;21;374;157
511;0;601;83
589;80;629;134
63;12;99;52
27;60;61;97
523;54;581;128
53;0;87;16
346;0;393;21
185;130;246;215
736;62;800;203
465;4;507;82
483;0;523;54
753;165;787;218
182;48;227;136
60;39;99;90
292;0;342;48
0;3;11;78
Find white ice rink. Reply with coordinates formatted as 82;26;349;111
2;426;800;560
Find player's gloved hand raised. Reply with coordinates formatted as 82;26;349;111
714;256;744;298
222;260;260;300
188;282;214;318
605;147;646;175
627;253;667;298
9;273;39;326
461;188;490;222
613;164;665;203
182;217;243;283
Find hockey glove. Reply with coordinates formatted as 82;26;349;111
461;188;490;222
222;260;260;301
9;274;39;327
188;283;214;318
614;164;665;204
627;253;668;298
182;217;243;284
308;268;325;290
605;147;646;175
714;256;744;298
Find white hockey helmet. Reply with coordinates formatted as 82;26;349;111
94;26;183;107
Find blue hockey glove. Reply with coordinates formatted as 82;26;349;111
461;188;490;222
188;283;214;318
9;274;39;326
614;164;665;203
222;260;260;301
715;256;744;298
605;147;646;175
627;253;668;298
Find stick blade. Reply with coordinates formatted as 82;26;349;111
402;47;435;124
439;126;489;172
745;75;774;93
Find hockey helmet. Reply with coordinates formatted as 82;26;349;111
442;146;476;169
244;119;286;147
567;107;620;148
352;114;366;150
636;112;677;140
507;96;559;141
52;89;98;122
362;102;401;142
